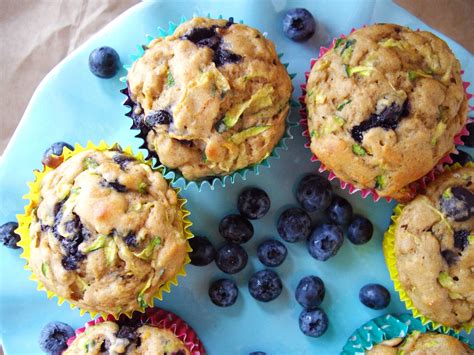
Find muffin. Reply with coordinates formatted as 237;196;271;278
367;331;472;354
305;24;467;201
386;164;473;330
126;17;292;180
19;145;191;315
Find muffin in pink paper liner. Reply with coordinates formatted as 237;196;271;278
300;23;472;203
65;308;205;354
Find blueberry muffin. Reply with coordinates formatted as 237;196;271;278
392;165;473;329
64;321;190;354
25;148;189;314
305;24;467;201
126;17;292;180
367;331;472;354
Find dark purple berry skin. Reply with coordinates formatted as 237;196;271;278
296;174;333;212
298;308;329;337
144;110;173;127
43;142;73;160
307;224;344;261
454;230;469;251
113;153;136;170
282;8;316;42
189;236;216;266
441;249;459;266
238;187;271;220
359;284;391;310
38;321;75;354
219;214;254;244
257;239;287;267
295;276;325;309
439;186;473;222
88;46;120;78
277;207;312;243
215;244;248;274
326;196;353;226
0;222;20;249
209;279;238;307
248;269;283;302
347;216;373;245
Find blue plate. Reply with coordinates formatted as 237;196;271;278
0;0;472;353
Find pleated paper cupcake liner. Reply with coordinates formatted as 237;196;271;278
342;313;471;354
299;28;473;202
16;141;193;319
66;307;205;354
382;162;473;333
120;14;298;191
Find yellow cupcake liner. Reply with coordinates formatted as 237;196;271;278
16;140;193;320
382;162;473;333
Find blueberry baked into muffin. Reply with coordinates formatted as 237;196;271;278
25;148;189;315
64;321;190;354
305;24;467;201
126;17;292;180
366;331;472;355
391;165;473;329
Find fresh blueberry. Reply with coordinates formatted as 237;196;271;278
461;121;474;147
215;243;248;274
238;187;271;220
38;321;75;354
189;236;216;266
298;308;329;337
450;149;472;166
257;239;288;267
439;186;474;222
347;216;374;245
282;8;316;42
248;269;283;302
296;174;333;212
88;46;120;78
307;224;344;261
209;279;238;307
219;214;254;244
277;207;312;243
0;222;20;249
295;276;325;309
326;196;353;226
359;284;391;310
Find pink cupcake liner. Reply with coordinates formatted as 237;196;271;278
66;308;205;354
299;29;473;202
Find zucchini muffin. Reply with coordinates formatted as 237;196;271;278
26;148;188;314
392;165;473;329
367;331;472;354
305;24;467;201
64;321;189;354
126;17;292;180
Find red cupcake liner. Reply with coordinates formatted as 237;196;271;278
66;308;205;354
299;29;473;202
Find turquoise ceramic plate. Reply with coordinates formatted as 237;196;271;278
0;0;472;354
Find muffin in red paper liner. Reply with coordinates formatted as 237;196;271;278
300;23;472;202
65;308;205;354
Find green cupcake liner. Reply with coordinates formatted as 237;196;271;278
120;14;298;191
342;313;471;354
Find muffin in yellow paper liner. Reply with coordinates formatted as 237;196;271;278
16;141;193;320
383;162;473;333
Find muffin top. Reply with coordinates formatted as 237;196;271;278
394;165;473;329
366;331;471;355
28;149;188;314
127;17;292;180
64;321;190;354
305;24;467;201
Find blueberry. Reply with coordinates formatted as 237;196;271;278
282;8;316;42
116;325;139;343
296;174;333;212
113;153;136;170
439;186;474;222
450;149;472;166
0;222;20;249
144;110;173;127
326;196;353;226
307;224;344;261
454;230;469;251
359;284;391;310
277;207;312;243
215;243;248;274
298;308;329;337
238;187;271;220
219;214;254;244
295;276;325;309
461;121;474;147
42;142;74;168
248;269;283;302
441;249;459;266
347;216;373;245
209;279;238;307
38;321;75;354
257;239;287;267
88;46;120;78
213;47;242;67
189;236;216;266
